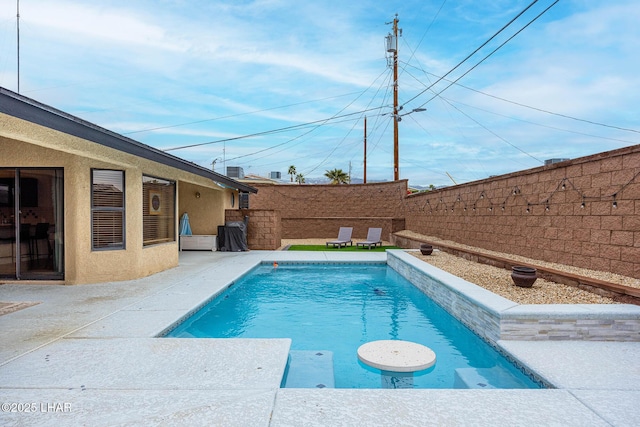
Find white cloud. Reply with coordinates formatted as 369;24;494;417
1;0;637;186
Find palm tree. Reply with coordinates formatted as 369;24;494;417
295;173;305;184
324;168;349;185
288;165;297;183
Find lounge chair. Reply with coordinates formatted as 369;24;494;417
356;228;383;250
326;227;353;248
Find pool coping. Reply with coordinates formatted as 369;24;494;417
1;250;639;426
388;250;640;343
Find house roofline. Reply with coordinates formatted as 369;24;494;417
0;87;257;194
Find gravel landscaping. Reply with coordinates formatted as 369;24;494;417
409;250;619;305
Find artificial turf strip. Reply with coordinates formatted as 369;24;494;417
286;245;399;252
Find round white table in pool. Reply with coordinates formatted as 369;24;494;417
357;340;436;388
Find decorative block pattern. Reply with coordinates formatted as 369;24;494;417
388;251;640;343
225;209;281;250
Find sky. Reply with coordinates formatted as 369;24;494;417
0;0;638;187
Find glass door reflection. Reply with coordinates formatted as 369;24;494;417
0;168;64;280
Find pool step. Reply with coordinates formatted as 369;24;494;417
282;350;335;388
454;367;529;389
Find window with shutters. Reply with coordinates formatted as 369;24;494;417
91;169;125;250
142;175;175;246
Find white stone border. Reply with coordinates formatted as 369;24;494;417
387;250;640;343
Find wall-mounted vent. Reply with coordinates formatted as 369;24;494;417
239;192;250;209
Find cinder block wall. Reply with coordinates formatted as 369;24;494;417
225;209;281;250
404;145;640;279
248;145;639;279
280;217;406;240
249;181;408;241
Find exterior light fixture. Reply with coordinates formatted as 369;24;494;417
195;191;201;199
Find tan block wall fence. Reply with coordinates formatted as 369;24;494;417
226;209;281;250
404;145;640;279
246;181;408;242
248;144;640;279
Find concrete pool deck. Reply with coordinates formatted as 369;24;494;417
0;250;638;426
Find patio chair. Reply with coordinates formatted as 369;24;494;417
326;227;353;248
356;227;383;250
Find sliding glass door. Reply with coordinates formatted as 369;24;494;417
0;168;64;280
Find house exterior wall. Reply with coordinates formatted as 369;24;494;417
1;112;237;285
178;181;233;235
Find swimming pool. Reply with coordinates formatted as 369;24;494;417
165;262;541;389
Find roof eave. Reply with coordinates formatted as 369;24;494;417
0;87;257;194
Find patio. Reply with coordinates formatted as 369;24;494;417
0;250;639;426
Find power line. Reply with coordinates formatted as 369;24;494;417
452;84;640;135
413;0;561;111
443;97;639;146
218;68;394;168
123;91;365;135
400;60;640;137
402;0;543;108
399;64;542;166
441;97;544;163
399;0;448;79
162;107;386;152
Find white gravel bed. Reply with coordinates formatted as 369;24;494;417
410;250;619;305
396;230;640;290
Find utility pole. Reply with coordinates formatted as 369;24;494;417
363;116;367;184
386;15;400;181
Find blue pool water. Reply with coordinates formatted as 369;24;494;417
166;263;540;389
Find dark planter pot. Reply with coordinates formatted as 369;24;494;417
420;244;433;255
511;266;537;288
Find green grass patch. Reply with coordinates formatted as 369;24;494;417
286;244;399;252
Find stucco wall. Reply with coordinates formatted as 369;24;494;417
178;182;235;235
1;113;239;284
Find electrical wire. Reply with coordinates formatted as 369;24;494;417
206;67;394;168
443;97;639;146
413;1;561;111
401;0;542;108
400;60;640;136
123;91;366;135
398;64;541;166
162;106;386;152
